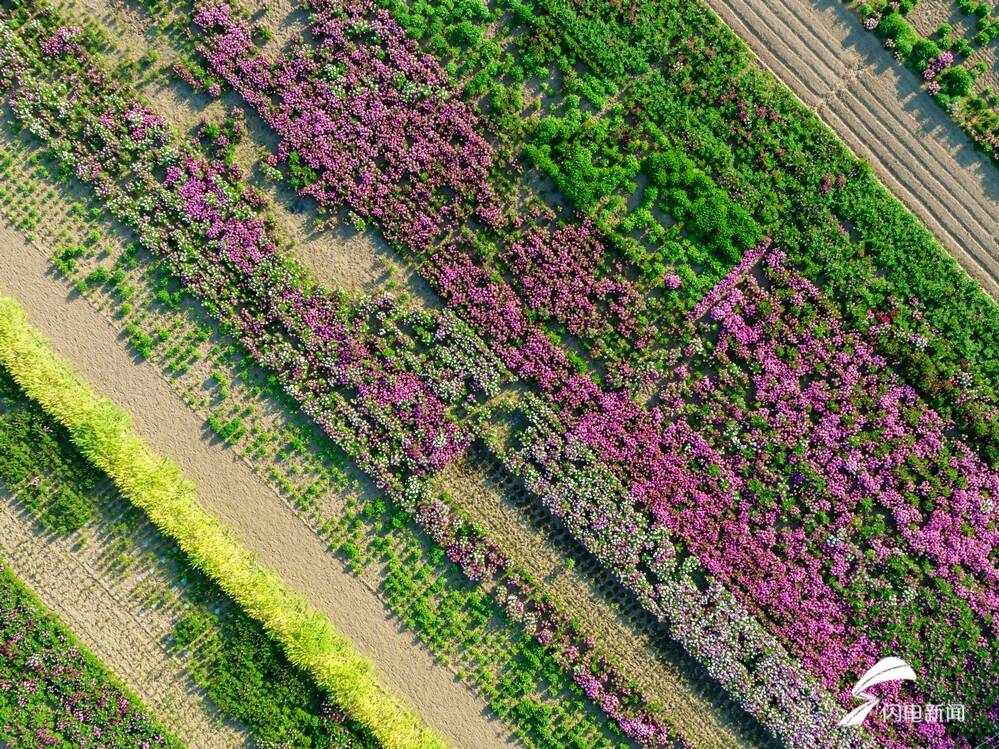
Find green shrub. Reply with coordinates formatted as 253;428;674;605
909;38;941;70
939;66;974;97
877;11;908;38
643;149;762;263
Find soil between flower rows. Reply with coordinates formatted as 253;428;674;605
0;491;248;748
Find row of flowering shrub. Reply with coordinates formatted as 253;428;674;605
669;249;998;742
183;3;966;746
189;0;999;477
562;249;997;747
0;562;180;747
496;393;865;748
234;7;997;739
191;0;662;369
0;9;693;745
0;291;444;749
494;248;997;749
348;0;999;465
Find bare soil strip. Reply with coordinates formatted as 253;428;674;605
0;230;516;749
0;491;247;748
701;0;999;298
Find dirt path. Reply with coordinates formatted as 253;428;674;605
0;490;248;748
0;229;516;749
701;0;999;299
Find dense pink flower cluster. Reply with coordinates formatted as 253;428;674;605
669;251;993;748
707;253;997;618
190;0;656;376
193;0;499;247
505;394;862;749
923;51;954;80
167;154;470;476
38;25;80;56
425;242;591;395
689;238;772;320
502;220;645;342
572;390;883;685
504;242;992;749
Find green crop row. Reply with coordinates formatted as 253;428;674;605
857;0;998;163
0;295;445;749
0;365;102;532
0;560;182;748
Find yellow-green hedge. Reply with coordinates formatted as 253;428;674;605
0;296;446;749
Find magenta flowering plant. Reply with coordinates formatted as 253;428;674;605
923;51;954;80
501;219;646;344
653;249;993;746
182;4;971;744
191;0;665;371
501;391;877;749
38;24;80;56
193;0;500;248
673;249;997;727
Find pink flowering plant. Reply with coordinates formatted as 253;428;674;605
3;1;996;747
184;3;992;745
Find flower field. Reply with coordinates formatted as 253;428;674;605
0;0;994;746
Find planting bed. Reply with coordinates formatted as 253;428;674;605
0;0;995;747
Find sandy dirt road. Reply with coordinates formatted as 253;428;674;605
701;0;999;298
0;229;516;749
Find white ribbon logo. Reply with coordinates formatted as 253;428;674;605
838;657;917;727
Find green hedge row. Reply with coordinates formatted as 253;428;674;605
862;1;998;159
0;295;446;749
